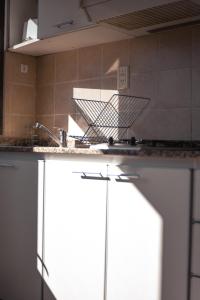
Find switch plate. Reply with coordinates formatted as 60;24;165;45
20;64;29;74
117;66;129;90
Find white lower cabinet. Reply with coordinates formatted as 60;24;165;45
191;170;200;299
106;166;190;300
41;160;108;300
0;159;42;300
41;161;191;300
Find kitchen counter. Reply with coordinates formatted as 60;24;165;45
1;145;200;159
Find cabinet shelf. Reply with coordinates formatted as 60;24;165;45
8;25;131;56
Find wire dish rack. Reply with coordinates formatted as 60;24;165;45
72;94;150;144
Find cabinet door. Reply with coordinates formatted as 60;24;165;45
191;170;200;298
42;160;107;300
0;159;41;300
38;0;93;39
106;166;190;300
191;278;200;300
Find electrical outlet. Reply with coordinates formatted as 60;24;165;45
117;66;129;90
20;64;29;74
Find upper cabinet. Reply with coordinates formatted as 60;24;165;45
38;0;192;39
38;0;95;39
9;0;200;55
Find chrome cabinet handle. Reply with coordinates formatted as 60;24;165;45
54;20;74;28
108;173;140;182
73;171;110;181
191;273;200;279
0;162;16;168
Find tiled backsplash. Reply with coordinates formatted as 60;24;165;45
4;25;200;140
4;52;36;137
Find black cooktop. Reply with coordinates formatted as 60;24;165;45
117;138;200;150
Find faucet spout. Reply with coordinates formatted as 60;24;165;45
33;122;66;147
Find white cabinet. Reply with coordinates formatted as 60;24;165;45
191;170;200;299
107;165;190;300
38;0;94;39
41;160;191;300
0;159;42;300
41;160;108;300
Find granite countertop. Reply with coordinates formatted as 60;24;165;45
1;137;200;158
1;144;200;158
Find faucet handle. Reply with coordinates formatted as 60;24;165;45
58;128;67;147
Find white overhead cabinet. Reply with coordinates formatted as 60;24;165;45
40;160;191;300
38;0;94;39
0;159;42;300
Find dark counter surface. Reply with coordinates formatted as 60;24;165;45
0;144;200;158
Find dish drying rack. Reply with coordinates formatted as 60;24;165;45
72;94;150;144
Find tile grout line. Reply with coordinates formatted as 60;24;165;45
100;44;104;101
191;29;193;141
53;54;56;128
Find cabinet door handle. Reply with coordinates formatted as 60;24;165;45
73;171;110;181
54;20;74;28
0;162;16;168
109;173;140;182
191;273;200;279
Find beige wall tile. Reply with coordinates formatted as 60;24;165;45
3;52;37;137
158;28;192;70
73;79;101;100
75;113;88;133
8;115;35;138
3;83;11;115
3;114;12;136
192;109;200;139
131;35;158;73
101;77;118;101
131;108;191;140
130;72;158;107
67;113;86;136
55;115;68;131
36;85;54;115
102;40;130;77
55;50;78;83
157;68;191;109
5;52;36;84
35;115;54;139
9;84;35;115
36;115;54;129
192;68;200;107
101;76;117;90
192;26;200;67
55;82;75;114
37;54;55;85
79;45;101;79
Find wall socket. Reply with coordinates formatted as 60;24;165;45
117;66;129;90
20;64;29;74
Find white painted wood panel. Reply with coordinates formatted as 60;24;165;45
43;160;107;300
0;160;41;300
106;166;190;300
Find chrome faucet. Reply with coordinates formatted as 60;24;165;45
33;122;67;147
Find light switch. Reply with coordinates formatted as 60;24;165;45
117;66;129;90
20;64;29;74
